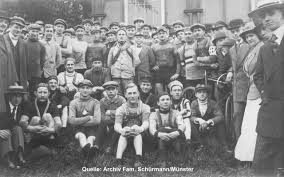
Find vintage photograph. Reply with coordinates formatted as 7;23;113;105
0;0;283;176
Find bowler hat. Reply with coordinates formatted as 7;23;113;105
5;85;27;95
228;19;244;30
212;31;227;45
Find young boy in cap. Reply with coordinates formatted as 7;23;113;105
20;83;61;148
152;27;180;95
0;85;27;168
86;29;107;68
114;83;150;167
68;79;102;161
98;81;126;154
84;57;111;100
54;19;72;73
168;80;191;141
139;76;156;110
57;58;84;100
133;31;155;84
190;84;227;151
149;92;185;167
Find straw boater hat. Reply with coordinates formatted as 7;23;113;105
248;0;284;18
5;85;27;95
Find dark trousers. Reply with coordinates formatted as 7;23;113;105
233;101;246;141
157;137;183;161
253;134;284;177
95;122;120;149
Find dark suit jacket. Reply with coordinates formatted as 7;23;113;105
229;43;250;102
136;45;156;79
190;99;224;125
253;37;284;138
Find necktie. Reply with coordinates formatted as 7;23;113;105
11;106;16;120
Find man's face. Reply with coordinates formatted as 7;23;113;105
177;31;185;41
107;33;116;42
125;86;139;104
79;85;92;97
84;23;91;32
10;24;23;38
45;28;54;40
36;87;49;102
65;60;75;73
0;19;9;34
48;79;58;91
230;27;241;41
135;21;144;29
135;35;144;45
142;26;151;36
174;25;183;32
29;29;39;40
127;27;136;38
193;28;205;39
170;86;183;100
216;38;225;49
55;24;65;34
140;82;152;93
93;31;101;41
158;31;168;41
10;94;23;106
195;90;208;101
153;35;159;43
92;60;103;71
157;95;171;110
93;24;100;30
64;33;72;38
185;30;194;42
111;25;120;32
117;30;127;42
101;29;107;37
76;28;85;40
105;87;118;99
261;9;284;31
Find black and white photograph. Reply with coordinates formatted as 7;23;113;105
0;0;284;176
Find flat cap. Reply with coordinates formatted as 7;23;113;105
78;79;93;88
168;80;183;91
54;18;67;29
28;23;41;31
82;19;93;25
134;18;144;24
10;16;25;27
102;81;119;89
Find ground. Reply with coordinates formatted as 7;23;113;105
0;139;253;177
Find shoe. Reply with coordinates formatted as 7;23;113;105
90;146;99;158
82;143;91;158
134;155;143;168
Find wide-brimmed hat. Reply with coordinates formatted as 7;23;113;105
228;19;244;30
212;31;227;45
239;22;258;41
195;84;211;93
10;16;25;27
190;23;206;32
5;85;27;95
248;0;284;18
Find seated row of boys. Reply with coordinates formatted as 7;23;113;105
0;76;226;168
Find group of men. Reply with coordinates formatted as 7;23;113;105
0;0;284;176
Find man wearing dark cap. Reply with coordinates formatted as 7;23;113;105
213;21;228;34
109;22;120;32
25;23;46;98
149;92;185;167
105;30;117;61
86;29;107;68
82;19;94;44
84;57;111;100
0;16;28;114
100;26;108;43
68;79;102;163
98;81;126;154
152;27;180;95
228;19;244;44
71;25;88;74
134;18;144;31
138;76;156;110
54;19;72;74
93;21;101;31
141;24;152;46
126;24;136;45
41;24;62;82
172;21;185;32
133;31;155;84
0;16;9;34
0;85;27;168
174;28;185;49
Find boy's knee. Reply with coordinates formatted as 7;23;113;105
75;132;85;139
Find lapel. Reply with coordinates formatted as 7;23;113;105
139;46;146;58
3;34;13;58
202;100;213;119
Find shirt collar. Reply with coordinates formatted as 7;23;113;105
273;24;284;45
9;102;17;112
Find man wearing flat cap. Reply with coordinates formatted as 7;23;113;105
134;18;144;31
126;25;136;45
25;23;46;98
109;22;120;32
105;30;117;62
100;27;108;43
54;19;72;74
68;79;102;163
97;81;126;154
0;85;27;168
152;26;180;95
141;24;152;46
0;16;9;34
133;32;155;84
249;0;284;176
0;16;28;114
172;21;185;32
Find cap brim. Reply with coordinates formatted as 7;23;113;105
248;4;284;18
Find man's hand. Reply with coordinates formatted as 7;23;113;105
39;127;55;135
131;125;144;134
168;131;180;139
152;65;159;71
158;132;171;141
170;74;179;81
105;110;111;116
225;72;233;82
199;122;209;132
0;130;10;140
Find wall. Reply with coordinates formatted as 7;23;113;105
102;0;123;26
165;0;188;25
